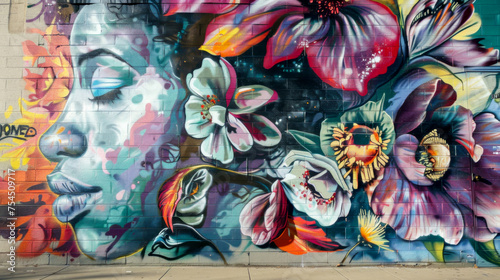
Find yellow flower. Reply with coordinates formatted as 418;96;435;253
338;209;392;266
358;209;393;252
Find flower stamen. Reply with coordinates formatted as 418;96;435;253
330;123;389;189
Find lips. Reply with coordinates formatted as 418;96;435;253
47;172;102;223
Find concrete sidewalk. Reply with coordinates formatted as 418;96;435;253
1;265;499;280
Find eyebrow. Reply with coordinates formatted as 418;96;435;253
77;49;127;66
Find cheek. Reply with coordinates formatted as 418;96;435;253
125;103;168;152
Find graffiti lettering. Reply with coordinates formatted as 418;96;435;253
0;124;36;141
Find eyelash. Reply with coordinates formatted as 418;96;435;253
89;88;123;105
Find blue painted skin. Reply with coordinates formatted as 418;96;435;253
39;4;186;260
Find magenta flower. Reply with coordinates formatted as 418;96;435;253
184;58;281;164
371;79;500;244
161;0;247;16
239;180;288;245
200;0;400;97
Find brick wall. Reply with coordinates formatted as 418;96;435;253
1;0;500;267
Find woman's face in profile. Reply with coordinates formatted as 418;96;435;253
39;4;185;260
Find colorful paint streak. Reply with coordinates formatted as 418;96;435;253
1;0;500;267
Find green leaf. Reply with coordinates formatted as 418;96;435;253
423;239;445;263
287;130;323;155
470;239;500;266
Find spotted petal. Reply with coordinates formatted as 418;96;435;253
282;154;351;227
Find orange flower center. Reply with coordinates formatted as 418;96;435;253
345;125;381;166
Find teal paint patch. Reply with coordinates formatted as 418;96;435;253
132;94;143;104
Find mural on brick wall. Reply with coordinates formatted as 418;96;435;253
1;0;500;266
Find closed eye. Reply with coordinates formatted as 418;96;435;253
89;88;123;105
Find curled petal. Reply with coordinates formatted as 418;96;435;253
230;85;278;114
426;106;482;161
306;1;400;96
395;79;456;134
240;180;288;245
187;58;229;99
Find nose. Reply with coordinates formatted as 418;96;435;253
39;123;87;162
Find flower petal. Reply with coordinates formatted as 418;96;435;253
306;1;400;96
230;85;278;114
187;58;229;99
200;126;234;164
471;113;500;233
395;79;456;134
264;16;328;68
426;106;482;161
201;0;305;57
427;39;499;67
406;0;474;58
371;163;465;245
393;134;434;186
240;180;288;245
241;114;281;147
226;113;253;152
162;0;246;16
184;96;215;139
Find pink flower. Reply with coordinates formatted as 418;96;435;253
184;58;281;164
200;0;400;97
240;180;288;245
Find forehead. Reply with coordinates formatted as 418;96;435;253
70;4;158;66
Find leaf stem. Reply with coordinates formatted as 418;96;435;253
338;241;362;267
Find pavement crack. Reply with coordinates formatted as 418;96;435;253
333;268;349;279
159;267;171;279
39;266;69;280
